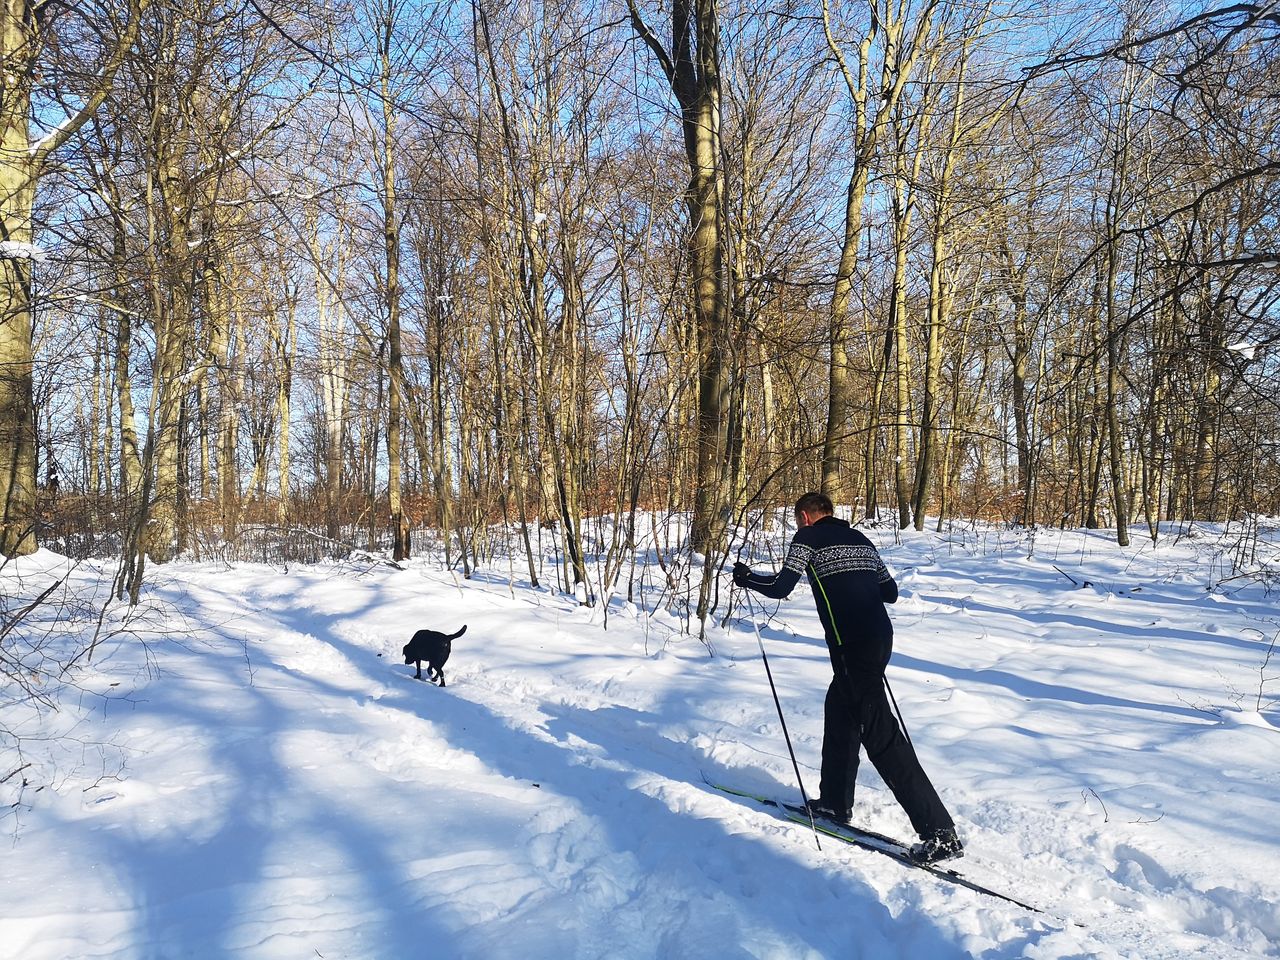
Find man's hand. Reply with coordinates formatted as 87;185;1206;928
732;562;752;586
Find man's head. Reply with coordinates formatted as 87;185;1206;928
794;492;833;528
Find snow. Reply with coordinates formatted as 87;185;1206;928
0;241;48;262
2;523;1279;959
1226;341;1260;360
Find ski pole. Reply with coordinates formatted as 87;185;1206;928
883;675;915;750
742;590;821;851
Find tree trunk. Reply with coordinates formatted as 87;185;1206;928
0;0;40;555
275;286;296;525
889;124;916;529
818;0;940;505
1103;61;1136;546
147;144;192;563
627;0;731;557
911;75;957;531
0;0;146;555
310;208;347;543
380;17;410;561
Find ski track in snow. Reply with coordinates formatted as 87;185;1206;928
2;526;1279;959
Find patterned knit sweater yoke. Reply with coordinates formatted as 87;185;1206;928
742;516;899;677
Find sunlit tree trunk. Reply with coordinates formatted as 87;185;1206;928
378;11;410;560
0;0;146;554
819;0;940;504
627;0;731;557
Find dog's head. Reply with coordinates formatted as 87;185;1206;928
402;642;413;664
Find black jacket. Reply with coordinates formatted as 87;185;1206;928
740;516;898;680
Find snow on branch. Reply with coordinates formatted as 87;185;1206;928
0;241;48;262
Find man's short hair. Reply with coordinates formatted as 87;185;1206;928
794;492;834;517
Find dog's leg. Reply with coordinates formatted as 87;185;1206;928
414;661;423;680
438;668;446;688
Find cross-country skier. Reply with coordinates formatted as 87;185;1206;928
733;491;963;865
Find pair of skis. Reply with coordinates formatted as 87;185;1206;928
705;777;1048;917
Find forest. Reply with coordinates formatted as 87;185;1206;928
2;0;1277;612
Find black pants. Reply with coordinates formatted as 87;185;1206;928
819;674;954;838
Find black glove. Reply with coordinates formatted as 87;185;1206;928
732;562;752;586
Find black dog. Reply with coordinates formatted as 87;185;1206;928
402;625;466;685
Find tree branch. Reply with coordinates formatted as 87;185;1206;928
1023;2;1280;80
31;0;152;166
624;0;677;89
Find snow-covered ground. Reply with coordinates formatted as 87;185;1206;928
3;522;1279;959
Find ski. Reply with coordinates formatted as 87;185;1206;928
706;779;909;852
704;776;1047;916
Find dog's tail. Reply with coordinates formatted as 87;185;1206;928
449;625;468;640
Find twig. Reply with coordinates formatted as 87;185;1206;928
1175;693;1223;717
1083;787;1109;822
0;578;65;644
1258;629;1278;713
1052;565;1081;587
241;637;256;687
1129;811;1165;825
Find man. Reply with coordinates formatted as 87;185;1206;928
733;492;963;865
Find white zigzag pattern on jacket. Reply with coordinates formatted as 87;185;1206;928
782;542;814;573
807;544;890;581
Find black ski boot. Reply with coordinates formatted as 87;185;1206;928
909;828;964;865
808;799;852;826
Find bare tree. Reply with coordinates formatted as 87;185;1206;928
818;0;941;507
627;0;736;559
0;0;149;556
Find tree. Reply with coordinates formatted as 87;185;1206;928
818;0;941;507
627;0;734;558
0;0;148;555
